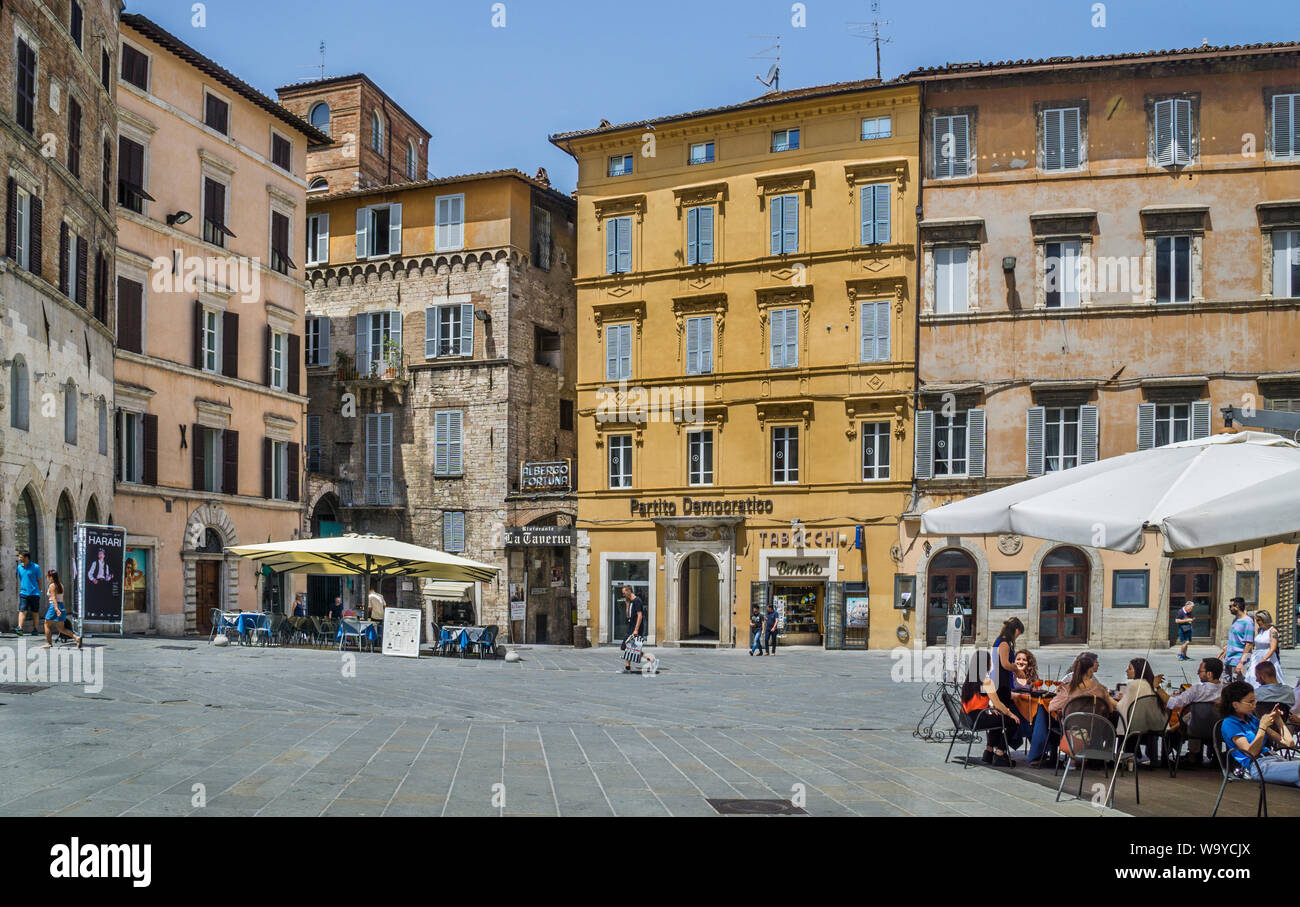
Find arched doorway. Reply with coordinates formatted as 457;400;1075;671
307;495;343;616
926;549;976;645
195;528;225;633
56;494;76;610
85;497;100;525
1040;546;1089;645
680;551;720;642
15;487;40;562
1169;558;1217;644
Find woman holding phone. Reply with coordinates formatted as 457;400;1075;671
1220;680;1300;786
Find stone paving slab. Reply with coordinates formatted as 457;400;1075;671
1;637;1285;817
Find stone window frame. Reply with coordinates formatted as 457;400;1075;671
1139;206;1208;304
925;105;977;180
593;194;645;275
118;34;152;95
755;169;814;259
269;124;294;176
673;180;727;268
1265;86;1300;162
267;189;296;276
1145;91;1201;169
1030;211;1097;310
201;83;233;139
13;16;41;136
118;113;155;218
1257;200;1300;299
844;158;908;251
685;427;716;487
920;218;983;315
1034;98;1089;174
672;292;726;375
755;285;812;369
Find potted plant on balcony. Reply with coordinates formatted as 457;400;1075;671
382;339;403;379
335;349;354;380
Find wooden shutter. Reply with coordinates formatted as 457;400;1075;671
1062;107;1081;169
915;410;935;480
448;410;463;474
698;317;713;372
356;313;370;374
967;408;986;478
262;437;273;498
783;308;798;366
193;300;204;367
1191;400;1211;440
318;316;330;362
933;116;950;179
59;222;69;294
76;234;88;306
875;299;890;361
616;217;631;272
288;334;301;395
770;308;786;367
116;277;141;353
460;303;474;357
1079;404;1099;465
389;203;402;256
222;311;239;379
264;325;274;386
5;178;15;260
606;218;617;273
222;429;239;495
192;424;205;490
389;309;402;365
1273;94;1298;158
1173;99;1192;165
1044;108;1062;171
355;206;369;258
1137;402;1156;451
952;116;969;177
142;413;158;485
686;207;698;265
434;411;449;474
770;198;783;254
873;184;890;244
860;304;875;362
315;212;329;263
1025;406;1045;476
1155;100;1174;165
698;206;713;263
686;316;700;374
425;306;438;358
287;442;300;502
28;196;41;276
114;411;122;482
781;195;798;253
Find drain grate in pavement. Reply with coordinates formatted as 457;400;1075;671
0;684;50;694
707;798;806;816
157;645;197;651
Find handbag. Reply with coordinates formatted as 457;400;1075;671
620;636;628;652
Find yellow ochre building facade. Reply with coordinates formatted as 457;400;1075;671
552;79;919;649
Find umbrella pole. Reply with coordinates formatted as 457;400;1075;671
1104;559;1170;809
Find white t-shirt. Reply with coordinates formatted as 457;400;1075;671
367;591;385;619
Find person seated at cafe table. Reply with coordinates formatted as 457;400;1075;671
960;650;1021;768
1048;653;1119;720
1010;649;1058;766
1253;661;1294;708
1115;658;1170;767
1220;680;1300;787
327;596;343;620
1166;657;1224;769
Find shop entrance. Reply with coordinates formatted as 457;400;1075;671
1169;558;1217;644
195;560;221;633
680;551;720;642
1040;546;1089;645
926;549;976;646
773;581;823;646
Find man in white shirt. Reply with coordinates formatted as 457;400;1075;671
367;589;385;621
1167;657;1224;768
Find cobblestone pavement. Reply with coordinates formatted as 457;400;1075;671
2;638;1288;817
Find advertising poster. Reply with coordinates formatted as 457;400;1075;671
846;594;870;628
381;607;421;658
124;548;149;612
78;524;126;625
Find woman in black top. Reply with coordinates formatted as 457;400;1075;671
984;617;1025;766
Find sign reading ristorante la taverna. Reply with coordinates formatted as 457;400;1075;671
630;497;774;517
505;525;575;546
520;460;571;493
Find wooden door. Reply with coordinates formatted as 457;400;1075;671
1040;547;1089;645
926;550;976;645
195;560;220;633
1169;559;1216;643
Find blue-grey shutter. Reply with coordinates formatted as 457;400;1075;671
1026;406;1045;476
355;206;368;258
770;198;782;255
860;304;875;362
616;218;631;272
952;116;970;177
319;316;330;361
1137;402;1156;451
699;317;713;372
770;308;786;367
1272;94;1299;158
606;219;617;273
1079;404;1099;464
686;317;700;374
1044;108;1062;171
914;410;934;480
933;116;950;179
784;308;798;366
1062;108;1081;169
355;313;370;373
698;206;713;263
967;408;986;478
1155;100;1174;166
434;411;449;474
619;325;631;378
1191;400;1211;440
388;203;402;256
315;212;329;264
460;303;474;357
875;300;890;361
686;207;698;265
782;195;798;253
1173;99;1192;164
606;327;618;380
425;306;437;358
388;309;401;363
873;184;890;244
448;410;463;473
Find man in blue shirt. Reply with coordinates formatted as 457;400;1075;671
763;603;780;655
1219;597;1255;681
15;551;42;636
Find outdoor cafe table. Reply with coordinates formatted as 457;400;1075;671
337;619;378;649
440;625;488;654
216;611;268;638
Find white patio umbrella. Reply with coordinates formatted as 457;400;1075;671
226;533;498;583
920;431;1300;556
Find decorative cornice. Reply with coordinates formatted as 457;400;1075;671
844;397;908;440
591;299;646;339
755;168;814;202
1139;204;1210;234
198;148;237;177
755;398;814;430
195;398;233;429
263;413;297;441
846;275;907;318
593;194;647;222
919;217;984;246
1029;209;1097;238
844;157;909;191
672;180;728;216
118;106;157;136
114;382;156;411
265;302;297;333
267;183;298;209
1257;199;1300;229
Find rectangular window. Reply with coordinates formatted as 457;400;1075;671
534;326;561;368
121;43;148;90
933;411;968;476
1272;229;1300;299
1272;93;1300;159
118;411;144;483
860;300;890;363
688;142;715;165
860;183;890;246
270;210;293;274
992;572;1027;609
98;401;108;456
67;97;82;178
769;307;798;368
70;1;83;50
204;92;229;135
684;315;713;375
687;430;713;486
861;116;891;141
605;215;632;273
1154;97;1193;166
771;128;799;153
117;136;148;213
306;414;322;471
532;206;551;270
442;511;466;553
15;37;36;134
201;307;221;373
605;323;632;380
356;310;401;376
202;177;233;247
1113;570;1150;608
1154;403;1191;447
861;421;891;481
200;426;223;493
13;187;30;270
433;410;463;475
772;426;799;484
1044;406;1080;472
101;48;110;91
607;154;633;176
769;194;799;255
1155;235;1191;303
1045;240;1082;308
608;434;632;488
686;205;714;265
365;413;393;504
434;194;463;251
560;399;574;431
425;303;473;358
932;114;970;178
270;439;288;500
1042;106;1082;171
306;212;328;265
933;246;970;314
116;276;144;353
305;316;329;365
269;330;285;390
271;133;291;171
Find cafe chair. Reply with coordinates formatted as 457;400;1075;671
938;686;1012;769
1211;718;1268;817
249;613;273;647
1056;711;1136;807
207;609;225;644
1052;696;1114;777
1117;693;1168;773
1169;701;1219;778
477;625;499;659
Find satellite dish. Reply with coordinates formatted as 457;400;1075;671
756;64;779;88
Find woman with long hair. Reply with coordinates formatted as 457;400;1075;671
1219;680;1300;786
1048;652;1117;717
1010;648;1057;766
975;617;1025;766
1243;611;1284;688
42;570;82;649
1116;658;1170;766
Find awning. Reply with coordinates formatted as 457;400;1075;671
425;580;473;601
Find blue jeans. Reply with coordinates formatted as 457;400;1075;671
764;629;777;654
1248;755;1300;786
750;628;763;652
1016;709;1053;762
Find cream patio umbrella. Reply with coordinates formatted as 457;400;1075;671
226;533;499;584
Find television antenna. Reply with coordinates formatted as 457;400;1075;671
749;34;780;93
294;41;326;81
848;0;892;80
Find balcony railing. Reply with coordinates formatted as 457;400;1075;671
340;477;406;509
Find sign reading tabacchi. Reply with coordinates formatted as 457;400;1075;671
521;460;571;492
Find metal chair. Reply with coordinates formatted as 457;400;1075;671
1211;718;1268;817
1169;700;1219;777
1118;693;1168;772
1052;695;1114;777
938;686;1014;769
208;609;226;643
477;625;499;659
247;613;273;646
1056;711;1136;806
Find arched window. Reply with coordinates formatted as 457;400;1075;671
64;380;78;445
10;355;29;430
309;102;330;137
1040;546;1090;645
406;140;417;180
370;111;384;154
16;487;39;562
85;496;100;525
56;493;75;602
926;548;977;646
308;177;328;193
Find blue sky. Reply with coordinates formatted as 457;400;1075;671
130;0;1295;192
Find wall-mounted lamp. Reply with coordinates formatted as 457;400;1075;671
474;309;491;323
1001;256;1017;272
166;211;193;227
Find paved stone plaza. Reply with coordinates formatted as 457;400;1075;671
1;638;1295;817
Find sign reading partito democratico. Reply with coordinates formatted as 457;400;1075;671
520;460;571;493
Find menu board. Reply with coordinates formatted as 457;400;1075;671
381;607;421;658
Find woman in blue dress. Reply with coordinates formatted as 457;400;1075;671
42;570;81;649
